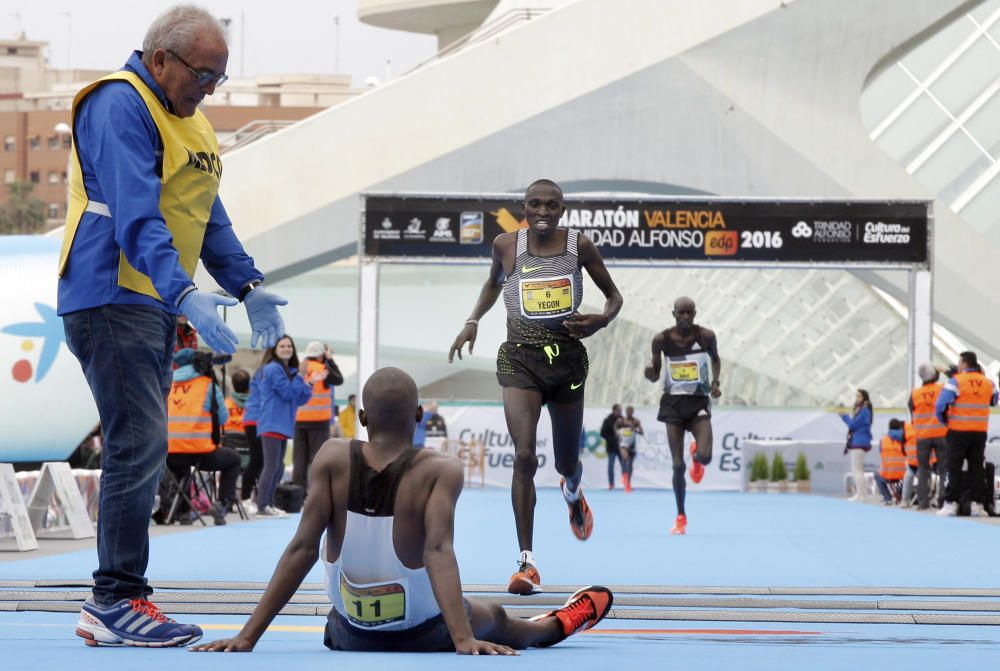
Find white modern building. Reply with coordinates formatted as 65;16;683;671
205;0;1000;409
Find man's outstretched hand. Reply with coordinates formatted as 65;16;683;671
244;286;288;349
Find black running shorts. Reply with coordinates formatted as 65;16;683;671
496;340;589;405
657;394;712;431
324;600;472;652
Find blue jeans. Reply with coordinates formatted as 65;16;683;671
257;435;287;509
874;474;900;503
63;305;176;606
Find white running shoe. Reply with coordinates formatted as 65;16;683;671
258;505;287;518
242;499;258;516
937;501;958;517
970;502;987;518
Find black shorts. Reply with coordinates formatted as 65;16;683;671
496;340;588;405
658;394;712;431
323;600;472;652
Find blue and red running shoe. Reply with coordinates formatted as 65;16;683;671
76;597;203;647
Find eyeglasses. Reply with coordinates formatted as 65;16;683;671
166;49;228;88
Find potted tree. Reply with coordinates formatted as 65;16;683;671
794;453;811;493
769;452;789;492
748;453;768;492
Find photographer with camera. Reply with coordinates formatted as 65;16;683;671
162;348;242;525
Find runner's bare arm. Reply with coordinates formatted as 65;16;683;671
645;332;664;382
423;458;517;656
191;444;340;652
565;234;623;338
448;235;511;362
703;328;722;397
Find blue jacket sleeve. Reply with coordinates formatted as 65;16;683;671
841;407;871;431
264;364;313;403
936;386;957;426
76;83;194;305
200;196;263;297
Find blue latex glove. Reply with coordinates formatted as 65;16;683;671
178;290;239;354
244;286;288;349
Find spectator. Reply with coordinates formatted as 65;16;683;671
615;406;644;493
909;362;948;509
60;5;288;647
414;400;431;448
840;389;873;502
338;394;357;439
293;342;344;491
900;421;919;507
163;349;241;524
423;401;448;449
873;419;906;505
936;351;997;517
600;404;622;489
175;315;198;353
69;423;103;470
222;368;250;463
240;366;263;514
256;335;313;517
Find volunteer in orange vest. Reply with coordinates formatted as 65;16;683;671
222;368;250;456
165;348;241;524
908;362;948;509
292;341;344;491
873;419;906;505
935;351;997;517
900;420;918;507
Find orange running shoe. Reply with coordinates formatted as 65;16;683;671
670;513;687;535
561;478;594;541
623;472;632;493
689;441;704;484
507;561;542;595
530;586;614;645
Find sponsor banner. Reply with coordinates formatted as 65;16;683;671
437;404;1000;491
363;196;929;266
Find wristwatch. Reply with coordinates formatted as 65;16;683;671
238;279;263;302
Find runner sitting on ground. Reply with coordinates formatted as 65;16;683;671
193;367;613;654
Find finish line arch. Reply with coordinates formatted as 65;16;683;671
356;193;932;432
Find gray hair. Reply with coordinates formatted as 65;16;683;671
142;4;227;60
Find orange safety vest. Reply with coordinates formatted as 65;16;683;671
224;397;245;434
879;435;906;480
946;371;993;432
168;376;214;454
910;383;947;440
903;421;918;468
295;359;332;423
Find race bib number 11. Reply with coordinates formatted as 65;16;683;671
339;573;407;628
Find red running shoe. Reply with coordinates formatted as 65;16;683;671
623;472;632;493
689;441;704;484
507;561;542;595
530;586;614;645
561;478;593;541
670;514;687;535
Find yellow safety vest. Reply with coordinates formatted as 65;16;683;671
58;70;221;301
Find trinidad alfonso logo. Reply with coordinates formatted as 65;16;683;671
1;303;64;383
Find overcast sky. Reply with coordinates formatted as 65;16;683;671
0;0;437;86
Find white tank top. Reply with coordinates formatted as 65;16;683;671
321;441;440;631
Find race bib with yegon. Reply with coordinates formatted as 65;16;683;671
669;361;700;382
520;275;574;320
339;572;408;629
